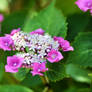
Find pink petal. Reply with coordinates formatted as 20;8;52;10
5;65;18;73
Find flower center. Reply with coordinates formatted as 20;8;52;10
13;62;17;66
5;43;8;46
52;54;56;59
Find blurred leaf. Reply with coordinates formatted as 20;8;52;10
46;62;66;82
67;32;92;67
21;73;42;87
13;68;30;81
0;0;8;11
1;11;27;36
67;14;90;41
0;63;4;82
66;64;91;83
56;0;80;16
64;87;89;92
0;85;33;92
23;1;67;38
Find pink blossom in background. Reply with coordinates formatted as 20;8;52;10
31;62;48;76
0;36;14;51
75;0;92;14
11;28;21;35
0;14;4;22
5;55;23;73
30;28;44;35
47;49;63;63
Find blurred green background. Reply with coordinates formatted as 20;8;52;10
0;0;92;92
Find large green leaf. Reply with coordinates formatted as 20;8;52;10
67;14;90;41
66;64;91;83
67;32;92;67
46;62;66;82
23;1;67;38
0;85;33;92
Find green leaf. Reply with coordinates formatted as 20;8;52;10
66;64;91;83
1;11;27;36
46;62;66;82
0;63;4;81
0;85;33;92
67;14;90;41
23;1;67;38
56;0;81;16
13;68;30;81
67;32;92;67
21;73;42;87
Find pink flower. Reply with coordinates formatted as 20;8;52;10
5;55;23;73
30;28;44;35
31;62;48;76
75;0;92;14
53;36;74;52
11;28;20;35
60;40;74;52
0;14;4;22
53;36;64;47
0;36;14;51
47;49;63;63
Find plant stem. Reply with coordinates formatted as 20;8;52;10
40;75;52;92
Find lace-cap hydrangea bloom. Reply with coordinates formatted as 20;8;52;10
0;14;4;22
75;0;92;14
0;36;14;51
5;55;23;73
0;28;74;76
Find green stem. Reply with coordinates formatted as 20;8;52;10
40;75;52;92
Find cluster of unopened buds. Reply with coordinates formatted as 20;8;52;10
75;0;92;14
0;28;74;76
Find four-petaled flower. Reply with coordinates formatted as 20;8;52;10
31;62;48;76
0;36;14;51
5;55;23;73
47;49;63;63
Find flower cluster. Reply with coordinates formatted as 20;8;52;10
0;28;74;76
75;0;92;14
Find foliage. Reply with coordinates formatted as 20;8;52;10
0;0;92;92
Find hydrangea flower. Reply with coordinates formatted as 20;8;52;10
54;36;74;52
0;28;74;76
30;28;44;35
31;62;48;76
75;0;92;14
0;14;4;22
11;28;21;36
5;55;23;73
0;36;14;51
47;49;63;63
